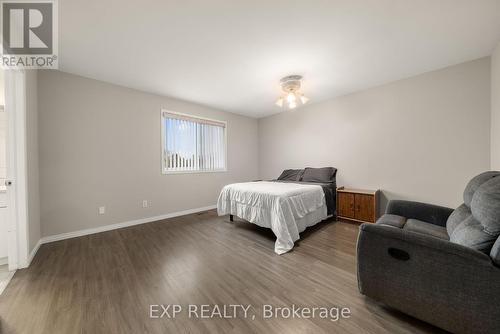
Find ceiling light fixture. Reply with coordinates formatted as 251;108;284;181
275;75;309;110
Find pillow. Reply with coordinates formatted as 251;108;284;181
277;169;304;181
301;167;337;183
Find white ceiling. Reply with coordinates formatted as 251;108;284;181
60;0;500;118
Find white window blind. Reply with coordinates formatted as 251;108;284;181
162;111;226;173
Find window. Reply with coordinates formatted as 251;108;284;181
161;111;227;174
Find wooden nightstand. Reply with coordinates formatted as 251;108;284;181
336;187;379;224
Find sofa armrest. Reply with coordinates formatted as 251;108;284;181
358;223;490;264
385;200;454;227
357;223;500;334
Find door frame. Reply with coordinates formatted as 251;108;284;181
5;69;29;271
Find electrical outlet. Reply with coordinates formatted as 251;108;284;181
142;200;148;208
98;206;106;215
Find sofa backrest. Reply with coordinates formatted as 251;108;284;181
490;233;500;266
447;171;500;260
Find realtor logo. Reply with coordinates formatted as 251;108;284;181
0;0;58;68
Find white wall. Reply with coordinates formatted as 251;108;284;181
26;71;41;254
34;56;495;238
492;42;500;170
259;58;491;213
38;70;259;237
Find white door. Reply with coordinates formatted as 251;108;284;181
4;70;28;271
0;193;6;263
0;70;6;264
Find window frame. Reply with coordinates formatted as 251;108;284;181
160;109;228;175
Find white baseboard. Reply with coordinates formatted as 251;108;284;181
0;270;15;295
25;239;42;267
24;205;217;269
0;205;218;293
0;240;40;293
40;205;217;245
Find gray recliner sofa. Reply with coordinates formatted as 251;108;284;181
357;171;500;334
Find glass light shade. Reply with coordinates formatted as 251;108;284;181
275;97;284;107
275;75;309;109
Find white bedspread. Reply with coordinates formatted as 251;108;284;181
217;181;327;254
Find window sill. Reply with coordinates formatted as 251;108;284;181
162;169;227;175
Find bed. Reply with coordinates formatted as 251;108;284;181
217;167;337;254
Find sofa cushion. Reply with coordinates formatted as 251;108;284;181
463;171;500;207
375;214;406;228
490;237;500;267
277;169;304;181
470;176;500;235
446;203;471;236
301;167;337;183
449;216;498;253
404;219;449;240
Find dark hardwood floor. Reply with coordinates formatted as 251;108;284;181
0;210;446;334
